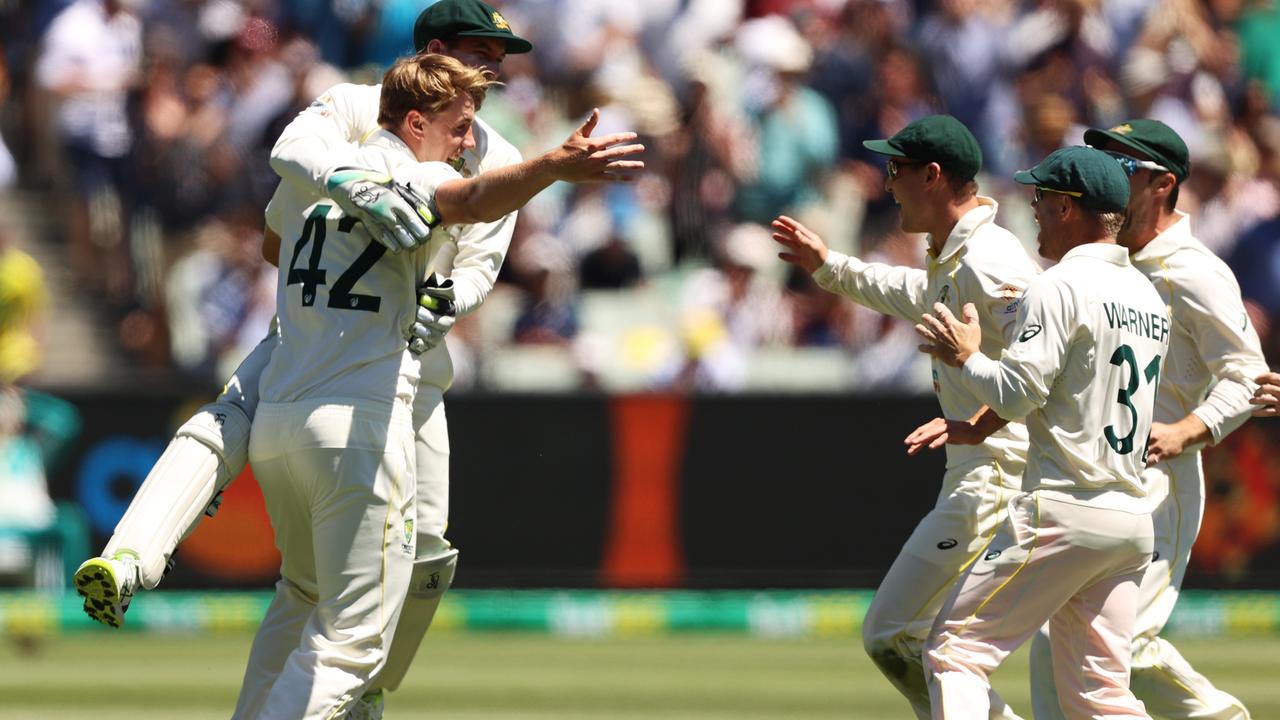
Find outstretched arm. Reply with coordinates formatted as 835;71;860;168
772;215;929;323
433;109;644;225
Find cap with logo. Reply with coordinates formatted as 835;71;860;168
414;0;533;55
862;114;983;181
1013;146;1130;213
1083;118;1189;182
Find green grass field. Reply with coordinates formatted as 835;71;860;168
2;631;1277;718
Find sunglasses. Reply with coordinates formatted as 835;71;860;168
1102;150;1169;177
1033;186;1084;203
886;158;926;180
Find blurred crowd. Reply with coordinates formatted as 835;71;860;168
1;0;1279;393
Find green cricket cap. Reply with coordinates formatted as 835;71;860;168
1013;146;1130;212
862;114;982;180
414;0;533;55
1084;118;1189;182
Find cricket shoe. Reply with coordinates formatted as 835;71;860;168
73;553;139;629
348;690;385;720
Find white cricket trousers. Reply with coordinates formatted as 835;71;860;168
926;490;1154;720
232;398;417;720
411;384;450;558
862;458;1025;720
1029;453;1249;719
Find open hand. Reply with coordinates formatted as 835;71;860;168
552;109;646;183
770;215;829;274
916;302;981;368
904;416;991;455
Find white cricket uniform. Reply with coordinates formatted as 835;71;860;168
271;82;521;559
232;134;462;720
1030;214;1263;720
814;198;1038;719
97;82;520;600
925;243;1169;719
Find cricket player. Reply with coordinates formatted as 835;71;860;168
1253;372;1280;417
231;53;642;720
771;115;1038;719
917;146;1167;719
1027;119;1264;720
74;0;643;712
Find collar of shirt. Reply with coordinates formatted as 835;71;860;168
1060;242;1131;266
929;196;999;264
363;128;417;161
1130;210;1192;264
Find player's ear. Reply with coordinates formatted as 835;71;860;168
406;110;426;139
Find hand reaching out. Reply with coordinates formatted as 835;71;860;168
770;215;829;274
550;108;646;183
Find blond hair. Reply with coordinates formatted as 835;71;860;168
378;53;493;128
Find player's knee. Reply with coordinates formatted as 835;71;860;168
177;401;251;473
860;600;896;653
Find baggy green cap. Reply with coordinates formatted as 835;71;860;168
1083;119;1189;182
414;0;533;55
862;114;982;180
1013;146;1130;212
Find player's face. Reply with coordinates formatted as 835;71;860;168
443;37;507;79
1031;186;1071;261
421;94;477;165
884;158;930;233
1099;140;1171;249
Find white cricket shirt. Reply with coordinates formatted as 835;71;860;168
269;82;523;390
1130;212;1267;449
259;131;460;407
962;243;1171;500
814;198;1041;477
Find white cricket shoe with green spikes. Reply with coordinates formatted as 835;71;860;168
73;552;139;629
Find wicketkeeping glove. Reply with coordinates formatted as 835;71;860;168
408;273;457;355
325;167;437;252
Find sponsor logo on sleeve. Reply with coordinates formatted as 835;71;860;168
1018;323;1042;342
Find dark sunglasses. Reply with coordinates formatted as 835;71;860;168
1102;150;1169;178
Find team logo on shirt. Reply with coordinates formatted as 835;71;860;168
402;518;415;555
1018;323;1042;342
937;285;950;304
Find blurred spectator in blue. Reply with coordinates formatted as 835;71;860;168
729;15;839;225
917;0;1020;175
786;268;855;348
165;207;276;381
1228;117;1280;362
359;0;431;69
511;233;580;346
34;0;142;303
